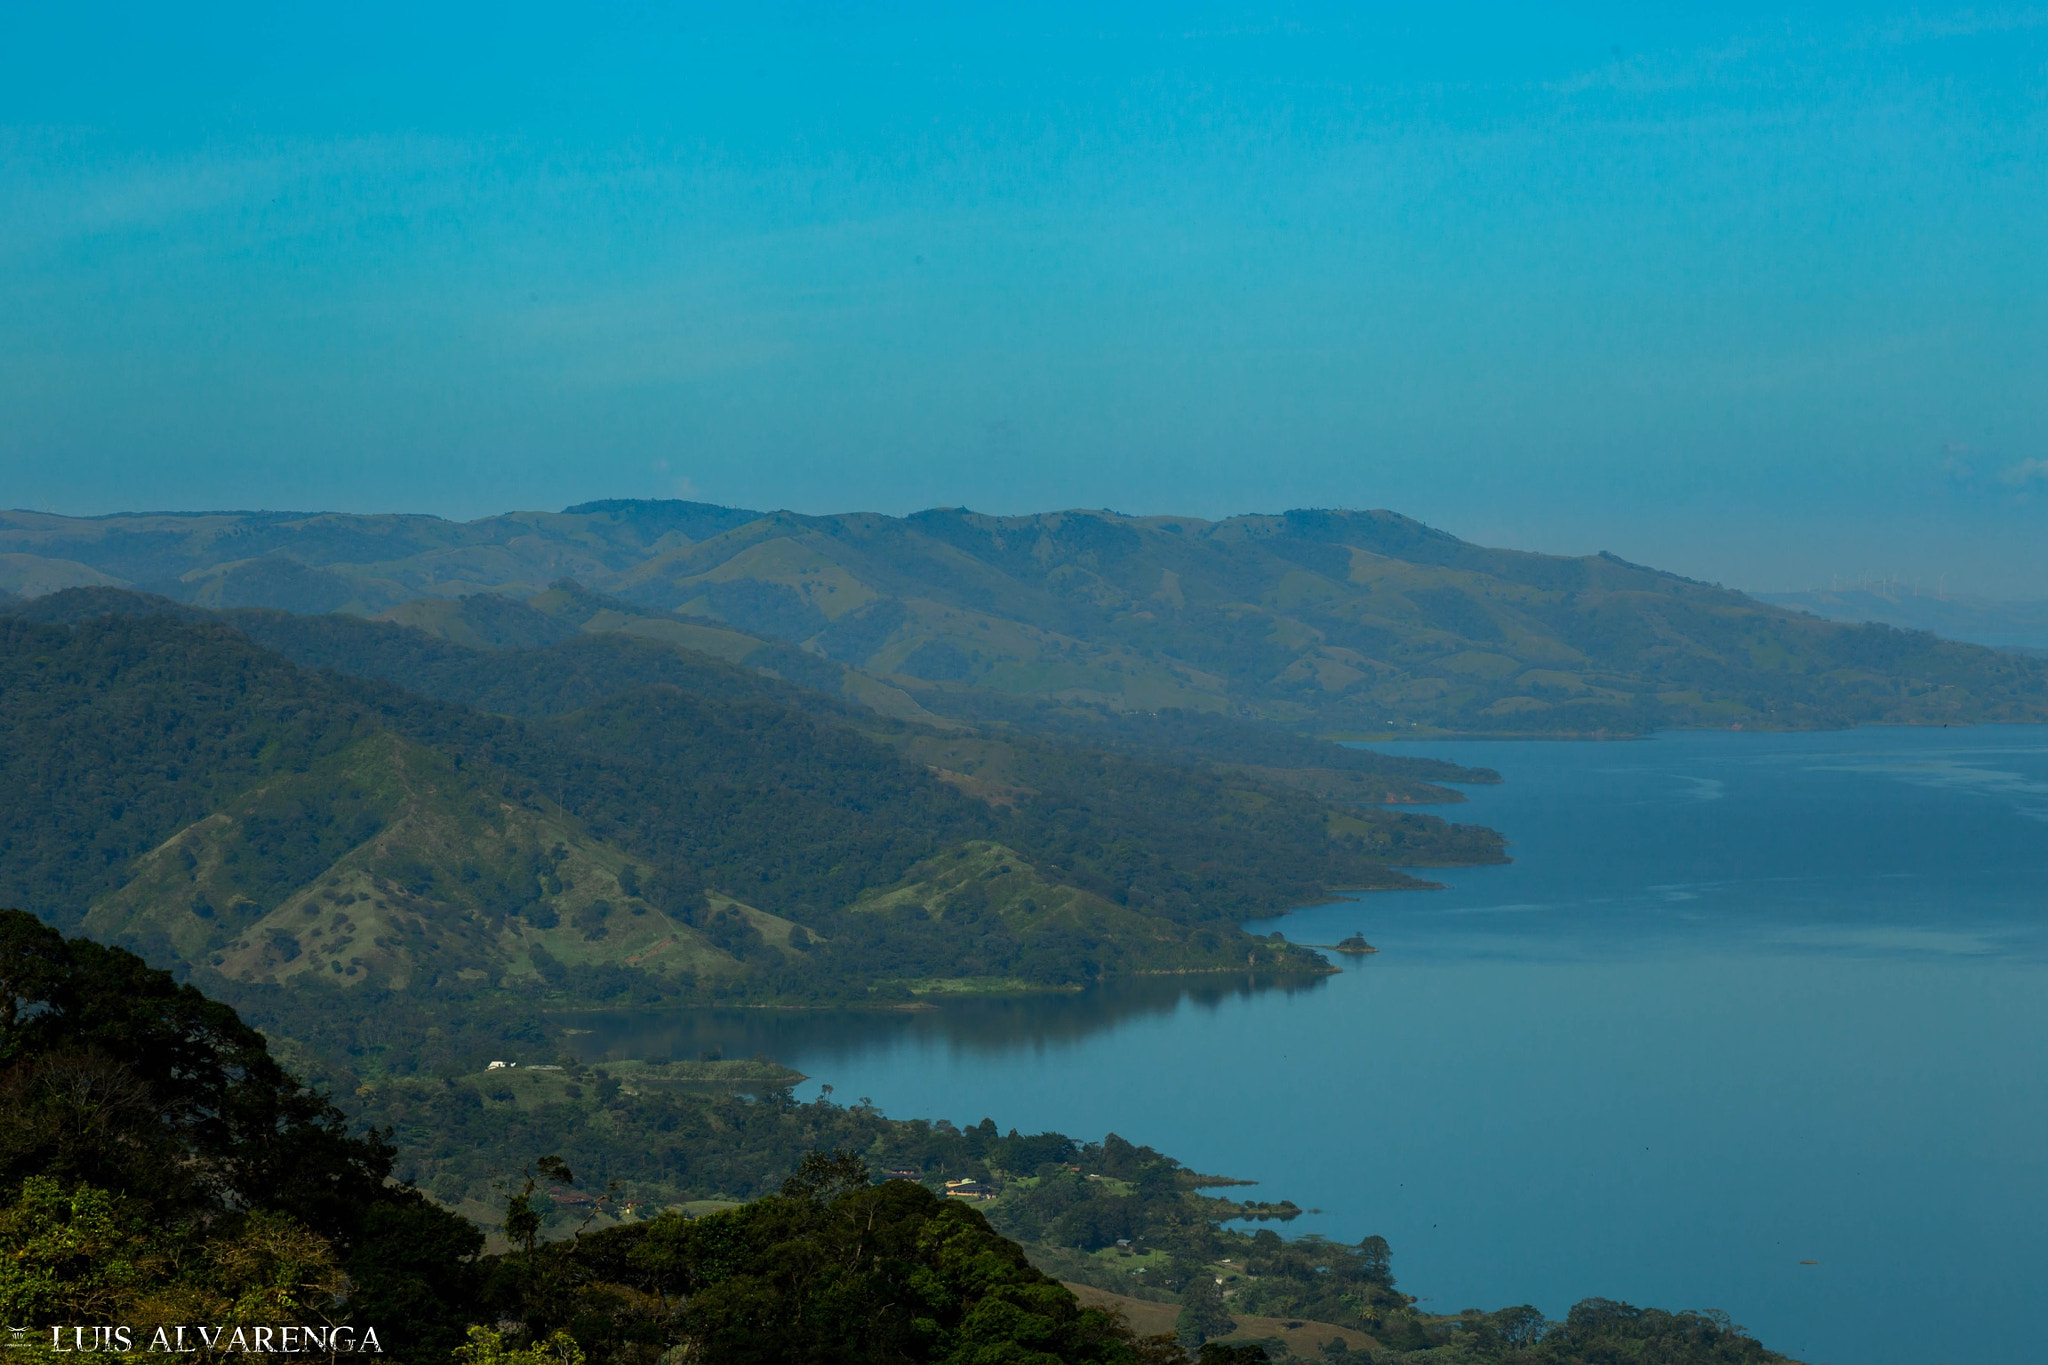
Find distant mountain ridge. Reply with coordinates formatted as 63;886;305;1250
1759;587;2048;655
5;501;2045;734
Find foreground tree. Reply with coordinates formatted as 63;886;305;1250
478;1152;1162;1365
0;909;481;1363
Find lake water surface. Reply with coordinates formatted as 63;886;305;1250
575;726;2048;1365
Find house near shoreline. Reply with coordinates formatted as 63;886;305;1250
943;1178;996;1200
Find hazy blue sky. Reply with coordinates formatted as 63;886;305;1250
3;3;2044;593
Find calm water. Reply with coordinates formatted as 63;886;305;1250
573;727;2048;1365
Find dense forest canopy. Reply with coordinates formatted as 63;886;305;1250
4;501;2042;736
0;910;482;1362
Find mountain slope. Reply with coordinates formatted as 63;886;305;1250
7;502;2043;735
248;583;1477;796
606;506;2048;733
81;730;738;993
1;599;1499;1017
195;602;1502;917
0;610;376;927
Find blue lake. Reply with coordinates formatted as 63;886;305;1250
575;726;2048;1365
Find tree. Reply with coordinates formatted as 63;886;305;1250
777;1148;872;1204
1196;1346;1269;1365
0;1178;162;1327
485;1170;1147;1364
505;1157;577;1260
1176;1276;1237;1348
1356;1234;1392;1284
0;1177;354;1359
0;909;482;1364
0;908;394;1232
453;1327;586;1365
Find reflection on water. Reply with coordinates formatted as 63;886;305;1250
568;972;1329;1069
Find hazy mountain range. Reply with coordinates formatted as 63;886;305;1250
1759;587;2048;655
4;501;2044;736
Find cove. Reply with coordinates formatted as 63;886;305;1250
571;726;2048;1365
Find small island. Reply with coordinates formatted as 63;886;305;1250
1332;933;1379;955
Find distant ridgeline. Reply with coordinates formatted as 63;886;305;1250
4;501;2044;735
0;911;1797;1365
0;590;1501;1068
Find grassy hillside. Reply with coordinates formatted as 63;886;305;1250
0;599;1500;1033
81;731;740;994
8;501;2043;736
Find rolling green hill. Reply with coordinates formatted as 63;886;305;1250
0;599;1500;1049
80;730;741;994
6;501;2043;736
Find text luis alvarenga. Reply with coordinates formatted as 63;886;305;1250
10;1327;384;1354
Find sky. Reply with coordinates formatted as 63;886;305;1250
2;3;2045;594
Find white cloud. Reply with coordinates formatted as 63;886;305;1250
0;129;476;263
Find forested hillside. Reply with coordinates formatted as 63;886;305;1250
0;913;1800;1365
6;501;2042;736
0;595;1500;1031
